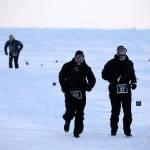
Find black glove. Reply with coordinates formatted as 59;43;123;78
5;52;8;55
131;83;137;90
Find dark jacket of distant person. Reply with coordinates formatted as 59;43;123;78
4;39;23;56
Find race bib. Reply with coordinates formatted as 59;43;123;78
70;90;82;100
117;84;128;94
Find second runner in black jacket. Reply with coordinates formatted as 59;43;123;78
102;45;137;137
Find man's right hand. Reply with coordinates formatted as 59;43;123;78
5;52;8;55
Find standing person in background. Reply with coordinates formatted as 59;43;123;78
59;50;96;138
4;34;23;69
102;46;137;137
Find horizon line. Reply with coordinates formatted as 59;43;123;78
0;27;150;30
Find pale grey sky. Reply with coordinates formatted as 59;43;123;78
0;0;150;28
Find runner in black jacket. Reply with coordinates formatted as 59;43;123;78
59;50;96;138
4;34;23;69
102;46;137;137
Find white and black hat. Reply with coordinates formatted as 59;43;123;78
117;45;127;53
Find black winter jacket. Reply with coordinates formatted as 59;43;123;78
102;55;137;93
59;59;96;93
4;40;23;56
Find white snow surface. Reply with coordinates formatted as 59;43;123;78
0;28;150;150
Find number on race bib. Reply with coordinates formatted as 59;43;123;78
117;84;128;94
70;90;82;100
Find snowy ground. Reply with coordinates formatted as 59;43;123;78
0;28;150;150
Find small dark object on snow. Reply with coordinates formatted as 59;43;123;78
26;61;29;66
148;59;150;62
55;60;58;63
52;82;56;86
136;101;142;106
41;64;43;67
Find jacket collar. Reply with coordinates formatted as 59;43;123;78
71;58;86;66
114;55;129;61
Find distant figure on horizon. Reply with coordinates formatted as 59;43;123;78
4;34;23;69
59;50;96;138
102;45;137;137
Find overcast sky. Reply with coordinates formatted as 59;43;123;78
0;0;150;29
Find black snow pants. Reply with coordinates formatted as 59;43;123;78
9;55;19;69
109;93;132;134
63;91;86;135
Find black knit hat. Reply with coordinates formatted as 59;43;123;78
75;50;84;56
